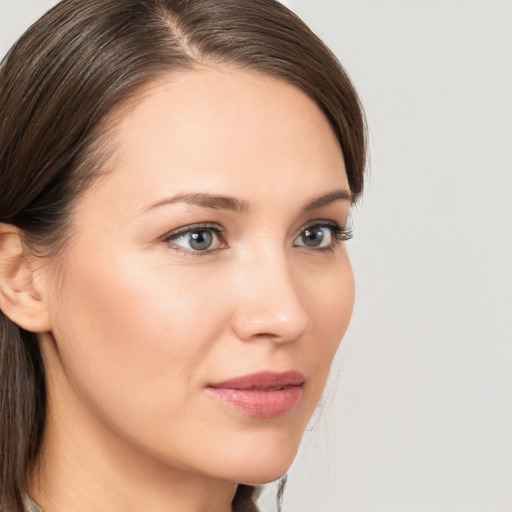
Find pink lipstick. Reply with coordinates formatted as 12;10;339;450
206;370;304;418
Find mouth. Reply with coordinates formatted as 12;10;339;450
206;370;305;419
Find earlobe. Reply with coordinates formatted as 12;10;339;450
0;223;52;333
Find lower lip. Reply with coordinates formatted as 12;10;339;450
206;386;303;418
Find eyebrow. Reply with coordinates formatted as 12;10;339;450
144;189;352;214
144;192;249;213
301;189;353;212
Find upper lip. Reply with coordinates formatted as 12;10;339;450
208;370;305;391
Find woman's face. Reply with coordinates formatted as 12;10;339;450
40;68;354;485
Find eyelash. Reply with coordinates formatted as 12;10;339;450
162;220;353;256
301;220;353;244
162;223;225;256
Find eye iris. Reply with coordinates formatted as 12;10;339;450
302;227;324;247
189;230;213;250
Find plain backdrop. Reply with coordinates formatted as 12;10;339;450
1;1;511;511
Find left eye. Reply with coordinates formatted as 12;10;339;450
167;227;224;252
293;224;334;248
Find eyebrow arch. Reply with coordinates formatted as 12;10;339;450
144;192;249;214
301;189;353;212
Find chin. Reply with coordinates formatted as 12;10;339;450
232;459;295;486
213;431;302;485
242;467;292;486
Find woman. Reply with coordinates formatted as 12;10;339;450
0;1;366;511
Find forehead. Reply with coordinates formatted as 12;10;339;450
80;67;348;214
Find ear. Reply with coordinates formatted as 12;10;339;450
0;223;52;333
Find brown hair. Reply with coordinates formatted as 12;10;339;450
0;1;367;510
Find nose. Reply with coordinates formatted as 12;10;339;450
230;247;312;344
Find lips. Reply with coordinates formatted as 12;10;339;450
206;371;305;418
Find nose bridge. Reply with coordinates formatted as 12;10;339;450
231;240;312;343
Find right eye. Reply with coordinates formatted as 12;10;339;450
163;224;226;254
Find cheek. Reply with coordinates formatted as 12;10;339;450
308;253;354;345
48;247;228;426
300;255;355;394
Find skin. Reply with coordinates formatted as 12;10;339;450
26;67;355;512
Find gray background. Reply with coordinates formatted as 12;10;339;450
1;1;511;511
